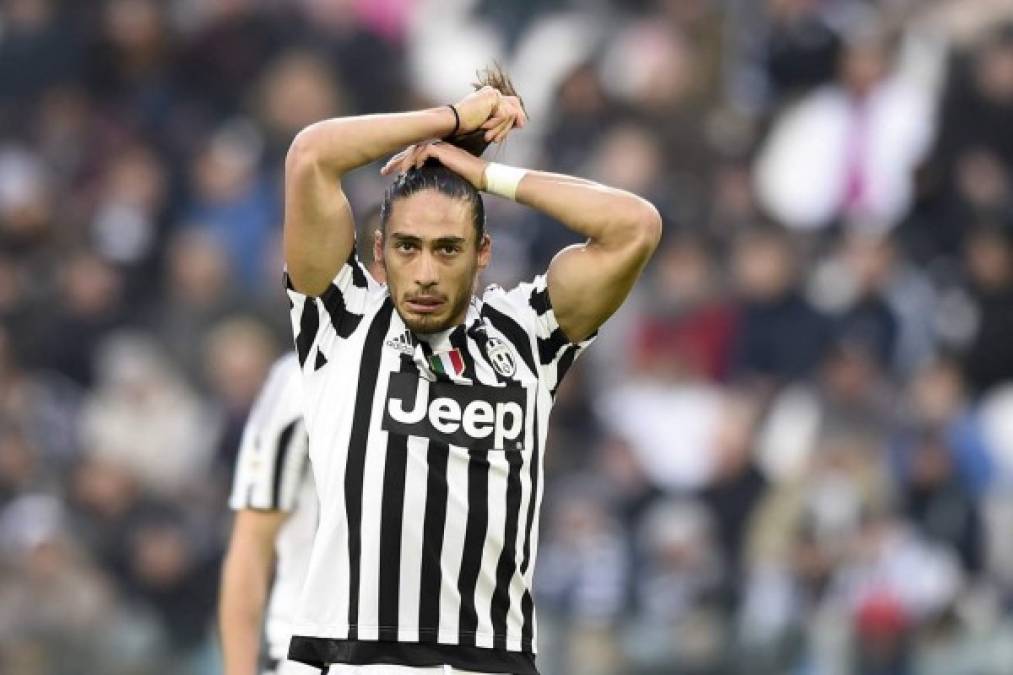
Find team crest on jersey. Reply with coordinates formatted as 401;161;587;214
484;336;517;377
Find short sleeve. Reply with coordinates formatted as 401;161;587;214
286;249;384;370
486;274;596;396
229;353;310;512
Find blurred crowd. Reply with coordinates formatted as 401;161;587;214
3;0;1013;674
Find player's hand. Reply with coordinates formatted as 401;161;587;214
478;91;527;144
453;86;527;142
380;141;489;190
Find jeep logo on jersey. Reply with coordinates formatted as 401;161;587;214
484;336;517;378
382;372;526;450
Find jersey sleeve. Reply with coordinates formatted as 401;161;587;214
285;248;384;371
487;274;596;397
229;353;310;512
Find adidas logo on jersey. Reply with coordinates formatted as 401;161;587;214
382;372;526;451
385;330;415;356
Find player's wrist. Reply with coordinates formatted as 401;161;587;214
483;162;527;201
428;106;459;139
442;104;460;139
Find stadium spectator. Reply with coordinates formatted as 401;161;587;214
755;25;935;231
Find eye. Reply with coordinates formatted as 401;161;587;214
438;244;461;256
395;241;417;253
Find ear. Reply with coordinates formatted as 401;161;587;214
477;233;492;270
373;229;384;263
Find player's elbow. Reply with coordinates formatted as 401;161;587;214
628;200;663;256
286;125;323;172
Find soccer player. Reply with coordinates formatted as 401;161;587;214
283;69;661;674
220;352;317;675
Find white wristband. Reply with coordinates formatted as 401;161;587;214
483;162;527;201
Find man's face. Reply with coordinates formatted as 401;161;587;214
376;190;490;334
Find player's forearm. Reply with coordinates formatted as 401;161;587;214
219;548;272;675
512;171;662;256
287;108;458;178
284;108;457;295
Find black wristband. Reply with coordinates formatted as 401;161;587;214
445;104;460;139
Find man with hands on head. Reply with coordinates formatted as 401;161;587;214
282;67;661;674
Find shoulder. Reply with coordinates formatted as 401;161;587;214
250;351;305;428
480;275;549;318
264;352;303;398
270;351;302;383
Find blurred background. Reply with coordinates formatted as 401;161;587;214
3;0;1013;673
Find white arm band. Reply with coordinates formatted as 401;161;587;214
483;162;527;201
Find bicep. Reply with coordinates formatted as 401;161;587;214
283;139;357;297
546;241;649;343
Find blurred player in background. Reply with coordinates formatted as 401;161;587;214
219;352;317;675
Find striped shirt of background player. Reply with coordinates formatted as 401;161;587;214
285;253;591;669
229;352;314;662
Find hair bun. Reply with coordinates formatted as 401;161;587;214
446;128;492;158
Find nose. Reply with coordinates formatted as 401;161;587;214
414;250;439;287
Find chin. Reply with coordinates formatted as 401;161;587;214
400;310;453;335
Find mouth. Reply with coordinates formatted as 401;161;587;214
404;295;446;315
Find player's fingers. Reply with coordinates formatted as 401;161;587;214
413;144;435;169
485;98;520;132
494;95;518;115
503;97;524;120
496;115;514;140
507;100;527;128
490;99;523;133
494;119;514;144
383;150;408;171
400;144;429;172
485;118;511;142
395;153;412;174
381;151;408;175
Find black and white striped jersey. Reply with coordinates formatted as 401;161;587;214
284;252;593;675
229;352;316;660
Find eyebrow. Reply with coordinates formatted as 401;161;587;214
389;233;467;246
